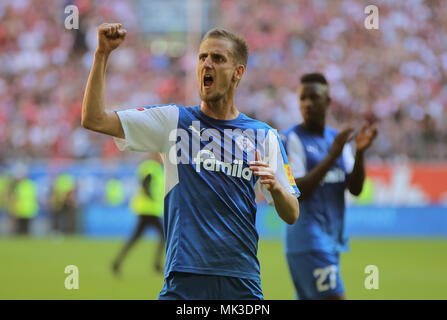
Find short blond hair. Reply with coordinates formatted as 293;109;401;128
201;28;249;67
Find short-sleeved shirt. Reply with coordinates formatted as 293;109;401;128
115;104;299;281
282;124;354;255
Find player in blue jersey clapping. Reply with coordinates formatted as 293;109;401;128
81;23;300;300
281;73;377;300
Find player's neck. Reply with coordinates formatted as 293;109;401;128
200;97;239;121
303;122;325;135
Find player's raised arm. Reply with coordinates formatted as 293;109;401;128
81;23;127;138
294;127;354;199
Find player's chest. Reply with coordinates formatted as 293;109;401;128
302;136;344;171
175;120;268;164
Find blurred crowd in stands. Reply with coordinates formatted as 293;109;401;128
1;0;446;164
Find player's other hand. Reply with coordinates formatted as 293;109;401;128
356;122;377;153
97;23;127;54
329;126;354;158
249;150;279;192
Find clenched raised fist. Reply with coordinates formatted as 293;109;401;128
97;23;127;54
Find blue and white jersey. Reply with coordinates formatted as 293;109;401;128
115;104;299;281
282;124;354;255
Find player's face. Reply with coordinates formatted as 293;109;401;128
298;83;330;128
197;38;238;102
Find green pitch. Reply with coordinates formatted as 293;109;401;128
0;237;446;299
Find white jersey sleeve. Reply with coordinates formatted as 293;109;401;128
343;143;355;174
286;131;307;178
113;104;179;153
257;130;300;205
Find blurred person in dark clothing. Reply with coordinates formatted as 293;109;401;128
49;173;78;234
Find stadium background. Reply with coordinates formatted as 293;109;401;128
0;0;446;299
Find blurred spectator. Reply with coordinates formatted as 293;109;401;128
49;173;78;234
9;166;38;235
104;177;125;206
0;173;12;215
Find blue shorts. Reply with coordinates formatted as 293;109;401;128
286;251;345;300
158;271;263;300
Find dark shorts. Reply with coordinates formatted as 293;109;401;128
158;271;263;300
286;251;345;300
